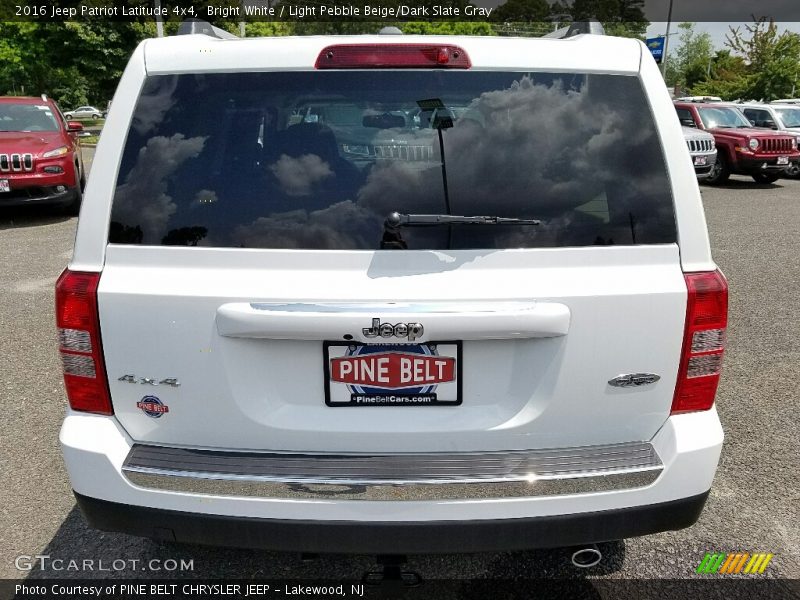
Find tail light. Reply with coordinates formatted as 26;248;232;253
672;270;728;414
316;44;471;69
55;269;112;415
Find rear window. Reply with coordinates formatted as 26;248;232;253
109;71;676;249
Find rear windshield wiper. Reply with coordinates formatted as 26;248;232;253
381;212;540;249
386;212;541;227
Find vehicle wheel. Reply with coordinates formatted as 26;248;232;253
704;154;729;185
61;167;84;216
62;188;83;216
751;172;779;184
784;163;800;179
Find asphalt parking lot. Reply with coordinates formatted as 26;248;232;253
1;149;798;588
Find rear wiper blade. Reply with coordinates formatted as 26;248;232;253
386;212;541;227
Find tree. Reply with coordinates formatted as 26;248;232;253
492;0;550;23
245;22;293;37
690;50;749;100
688;19;800;101
569;0;647;38
490;0;647;38
0;22;147;105
665;22;714;89
572;0;646;22
724;18;800;100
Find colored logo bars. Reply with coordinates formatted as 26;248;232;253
696;552;774;574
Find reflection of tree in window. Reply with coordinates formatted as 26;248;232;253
109;222;144;244
162;227;208;246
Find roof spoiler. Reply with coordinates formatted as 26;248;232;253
176;18;239;40
543;20;605;39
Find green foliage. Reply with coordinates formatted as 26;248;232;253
569;0;646;37
723;19;800;101
686;19;800;101
665;22;714;88
602;22;646;39
492;0;550;23
0;21;147;106
245;22;294;37
569;0;645;21
0;0;655;106
490;0;647;38
690;51;750;100
401;21;495;35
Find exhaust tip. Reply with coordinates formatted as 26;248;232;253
571;545;602;568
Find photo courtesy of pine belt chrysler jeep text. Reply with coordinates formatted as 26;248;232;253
56;26;728;554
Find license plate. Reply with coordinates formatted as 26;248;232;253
777;156;789;165
324;341;462;407
694;156;707;166
0;179;9;193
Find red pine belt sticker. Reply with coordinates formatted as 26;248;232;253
330;352;455;389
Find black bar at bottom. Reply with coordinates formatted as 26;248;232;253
74;490;709;554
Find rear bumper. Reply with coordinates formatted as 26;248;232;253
60;408;724;553
74;489;710;554
121;441;664;501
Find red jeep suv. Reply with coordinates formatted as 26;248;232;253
0;96;85;214
675;101;799;184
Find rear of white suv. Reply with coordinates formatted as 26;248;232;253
57;32;726;553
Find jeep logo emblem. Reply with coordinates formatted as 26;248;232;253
362;318;424;341
608;373;661;388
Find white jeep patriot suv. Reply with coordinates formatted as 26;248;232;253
57;26;727;554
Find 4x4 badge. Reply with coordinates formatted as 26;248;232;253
608;373;661;387
119;374;180;387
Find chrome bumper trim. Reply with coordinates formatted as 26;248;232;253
122;442;663;501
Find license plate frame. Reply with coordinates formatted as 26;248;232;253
694;156;707;166
0;179;9;193
323;340;462;407
777;156;789;165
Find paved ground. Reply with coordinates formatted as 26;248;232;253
1;152;798;587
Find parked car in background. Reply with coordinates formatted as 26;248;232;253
675;101;800;184
64;106;103;120
770;99;800;105
682;126;717;180
0;95;85;214
735;102;800;178
676;96;722;103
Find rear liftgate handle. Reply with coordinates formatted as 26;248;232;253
215;301;571;342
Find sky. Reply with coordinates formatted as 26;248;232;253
645;22;800;53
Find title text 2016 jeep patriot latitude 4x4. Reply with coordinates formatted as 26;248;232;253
57;29;728;554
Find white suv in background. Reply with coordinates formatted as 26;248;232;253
682;126;717;180
57;27;727;555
